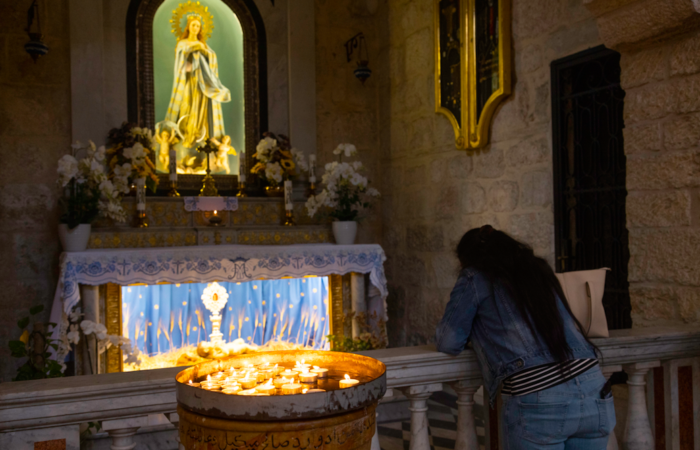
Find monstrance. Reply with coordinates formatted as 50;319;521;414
201;282;229;345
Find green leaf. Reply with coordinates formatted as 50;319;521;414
9;340;27;358
17;317;29;329
30;305;44;315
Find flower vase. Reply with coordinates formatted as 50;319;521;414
332;221;358;245
265;185;284;197
58;224;91;252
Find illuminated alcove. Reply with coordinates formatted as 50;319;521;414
152;0;245;174
120;277;330;371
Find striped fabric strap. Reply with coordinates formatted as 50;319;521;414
501;359;599;396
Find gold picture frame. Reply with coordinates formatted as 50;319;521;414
435;0;511;149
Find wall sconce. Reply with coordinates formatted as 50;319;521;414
345;32;371;84
24;0;49;62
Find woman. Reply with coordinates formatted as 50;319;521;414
436;226;615;449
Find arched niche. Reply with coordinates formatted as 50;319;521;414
125;0;268;177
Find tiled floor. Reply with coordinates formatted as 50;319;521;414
377;391;487;450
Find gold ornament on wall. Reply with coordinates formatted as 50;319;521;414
435;0;511;150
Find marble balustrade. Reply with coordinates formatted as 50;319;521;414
1;326;699;450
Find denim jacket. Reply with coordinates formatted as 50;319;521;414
435;268;597;406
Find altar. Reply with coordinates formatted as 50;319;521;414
50;240;388;375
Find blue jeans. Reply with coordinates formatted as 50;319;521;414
501;366;616;450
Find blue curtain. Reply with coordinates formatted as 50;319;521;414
121;277;330;356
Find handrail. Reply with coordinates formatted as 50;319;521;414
1;326;699;433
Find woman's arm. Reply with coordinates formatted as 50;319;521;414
435;273;480;355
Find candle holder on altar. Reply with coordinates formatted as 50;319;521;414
197;141;219;197
208;210;223;227
168;180;180;197
236;181;247;197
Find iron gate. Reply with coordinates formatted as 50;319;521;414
551;46;632;330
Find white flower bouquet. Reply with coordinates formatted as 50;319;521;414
251;132;308;186
106;122;159;193
305;143;379;221
57;141;127;228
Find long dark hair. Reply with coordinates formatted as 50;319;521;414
456;225;594;363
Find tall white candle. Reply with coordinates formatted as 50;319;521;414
309;154;316;183
239;155;246;183
135;177;146;211
284;180;293;211
169;149;177;181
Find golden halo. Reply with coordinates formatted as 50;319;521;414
170;1;215;42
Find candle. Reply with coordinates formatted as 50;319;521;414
202;382;221;391
281;383;303;395
311;366;328;378
227;370;245;380
309;154;316;183
238;389;264;396
273;377;290;389
256;381;276;395
222;386;242;395
169;148;177;181
280;369;298;378
187;380;201;388
339;374;360;388
298;370;318;384
240;377;258;389
284;180;293;211
239;156;246;183
210;372;225;381
256;371;271;383
295;359;311;370
271;364;282;376
305;389;326;393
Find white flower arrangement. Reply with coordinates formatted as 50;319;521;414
251;132;308;185
62;315;142;368
306;143;380;221
57;141;128;227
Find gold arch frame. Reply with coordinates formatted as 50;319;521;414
434;0;512;150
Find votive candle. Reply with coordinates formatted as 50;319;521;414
311;366;328;378
281;383;303;395
339;374;360;388
240;377;258;389
222;386;242;395
299;371;318;384
305;389;326;393
238;389;261;396
273;377;290;389
280;369;298;378
256;382;276;395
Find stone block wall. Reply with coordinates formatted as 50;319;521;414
617;28;700;327
0;1;72;381
315;0;384;244
378;0;603;346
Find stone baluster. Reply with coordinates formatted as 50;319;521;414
371;388;393;450
449;380;480;450
601;365;622;450
622;361;660;450
167;412;184;450
662;357;700;450
102;417;146;450
398;383;443;450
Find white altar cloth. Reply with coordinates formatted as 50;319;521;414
54;243;388;318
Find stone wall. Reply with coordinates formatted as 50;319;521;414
315;0;384;244
379;0;603;346
585;0;700;327
0;1;72;381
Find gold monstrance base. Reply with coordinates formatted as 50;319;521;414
168;181;181;197
283;210;296;227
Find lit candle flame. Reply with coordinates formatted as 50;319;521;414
344;374;350;380
189;380;193;385
207;375;211;381
214;210;218;215
302;388;308;394
313;366;320;370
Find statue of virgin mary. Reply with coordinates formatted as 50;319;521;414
163;10;231;152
